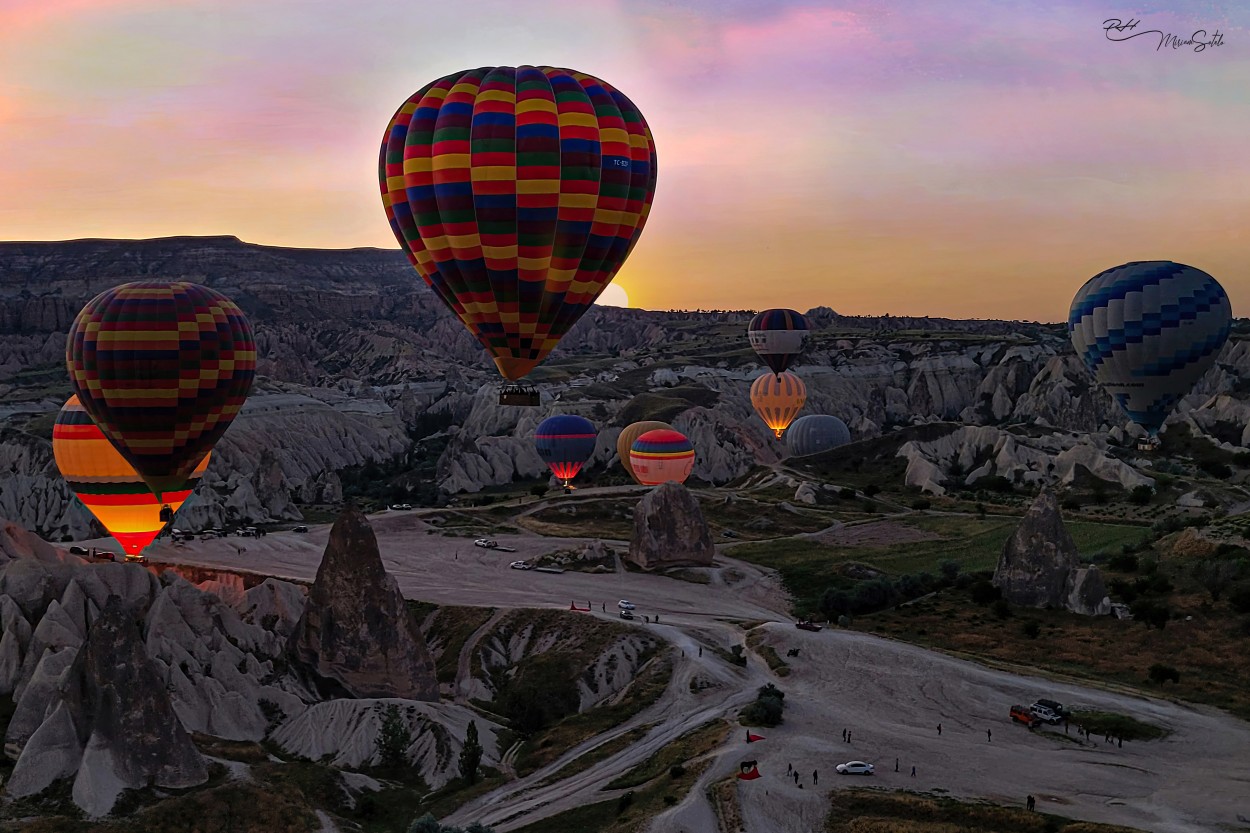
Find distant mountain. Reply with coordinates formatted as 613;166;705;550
0;236;1245;539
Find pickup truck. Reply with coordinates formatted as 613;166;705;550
795;621;823;632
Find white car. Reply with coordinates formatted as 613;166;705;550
617;600;636;610
474;539;498;549
509;561;531;570
836;761;874;775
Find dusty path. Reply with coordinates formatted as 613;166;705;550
455;608;508;704
136;515;1250;833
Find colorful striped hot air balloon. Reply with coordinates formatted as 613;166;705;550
534;414;598;487
750;371;806;439
53;395;210;556
1069;261;1232;439
379;66;658;404
748;309;809;375
616;420;673;484
786;414;851;457
66;281;255;501
629;428;695;486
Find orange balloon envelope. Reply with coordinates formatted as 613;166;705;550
629;429;695;486
616;420;673;484
53;396;210;556
750;371;806;438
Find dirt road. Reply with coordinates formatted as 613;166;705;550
139;515;1250;833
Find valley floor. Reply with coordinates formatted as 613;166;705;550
133;514;1250;833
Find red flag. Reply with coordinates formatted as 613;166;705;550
738;760;761;780
746;733;766;743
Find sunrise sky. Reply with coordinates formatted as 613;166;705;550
1;0;1247;319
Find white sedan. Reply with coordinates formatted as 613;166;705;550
509;561;531;570
617;600;636;610
836;761;874;775
474;539;498;549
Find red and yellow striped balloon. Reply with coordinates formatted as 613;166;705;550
66;281;255;500
380;66;658;382
629;428;695;486
617;420;673;485
53;396;210;556
750;371;806;438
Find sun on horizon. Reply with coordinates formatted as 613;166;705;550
596;284;630;308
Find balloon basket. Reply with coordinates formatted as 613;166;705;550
499;383;540;407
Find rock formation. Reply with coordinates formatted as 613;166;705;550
8;596;208;816
627;482;715;570
993;490;1110;615
289;508;438;700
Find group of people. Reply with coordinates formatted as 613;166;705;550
784;762;817;788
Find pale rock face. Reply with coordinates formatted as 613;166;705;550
1068;566;1112;616
272;699;500;788
993;491;1107;616
794;482;819;505
627;482;714;570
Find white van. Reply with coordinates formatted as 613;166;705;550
1030;703;1062;724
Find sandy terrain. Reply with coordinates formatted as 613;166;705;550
134;512;1250;833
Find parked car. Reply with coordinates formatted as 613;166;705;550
795;621;823;632
509;561;531;570
1035;698;1069;718
390;503;413;511
92;550;117;562
292;525;309;533
474;538;498;549
617;600;636;610
835;761;874;775
69;546;89;556
1010;705;1041;728
1030;703;1062;724
125;553;147;564
721;529;738;538
619;610;635;620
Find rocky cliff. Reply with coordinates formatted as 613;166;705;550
627;482;715;570
289;508;439;700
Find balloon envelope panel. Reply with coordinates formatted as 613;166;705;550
748;308;809;374
786;414;851;457
380;65;658;382
750;371;807;438
1069;261;1231;436
629;428;695;486
53;396;210;555
534;414;598;481
65;281;255;498
616;420;673;484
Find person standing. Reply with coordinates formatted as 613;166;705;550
895;758;899;773
787;762;792;775
847;731;852;743
842;728;846;742
911;765;916;777
813;769;818;785
987;729;992;742
937;723;942;736
1026;795;1036;811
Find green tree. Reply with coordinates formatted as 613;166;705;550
460;720;483;785
529;483;549;498
376;704;411;770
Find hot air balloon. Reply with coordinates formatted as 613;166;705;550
53;396;210;556
379;66;658;406
750;371;806;438
66;281;255;501
534;414;598;487
1069;261;1232;442
786;414;851;457
616;420;673;484
748;309;809;375
629;428;695;486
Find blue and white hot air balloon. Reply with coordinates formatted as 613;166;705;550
1069;261;1232;438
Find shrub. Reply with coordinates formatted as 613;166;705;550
938;560;961;582
969;580;1001;605
836;614;851;627
1148;664;1180;685
910;498;931;511
1022;620;1041;639
819;588;852;619
669;764;685;779
863;484;881;497
991;599;1012;619
1128;485;1154;505
1229;587;1250;614
1130;599;1171;629
1107;553;1139;572
839;487;857;499
1133;574;1173;596
616;791;635;815
529;483;549;498
1061;496;1082;511
1109;579;1138;603
1199;459;1232;479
